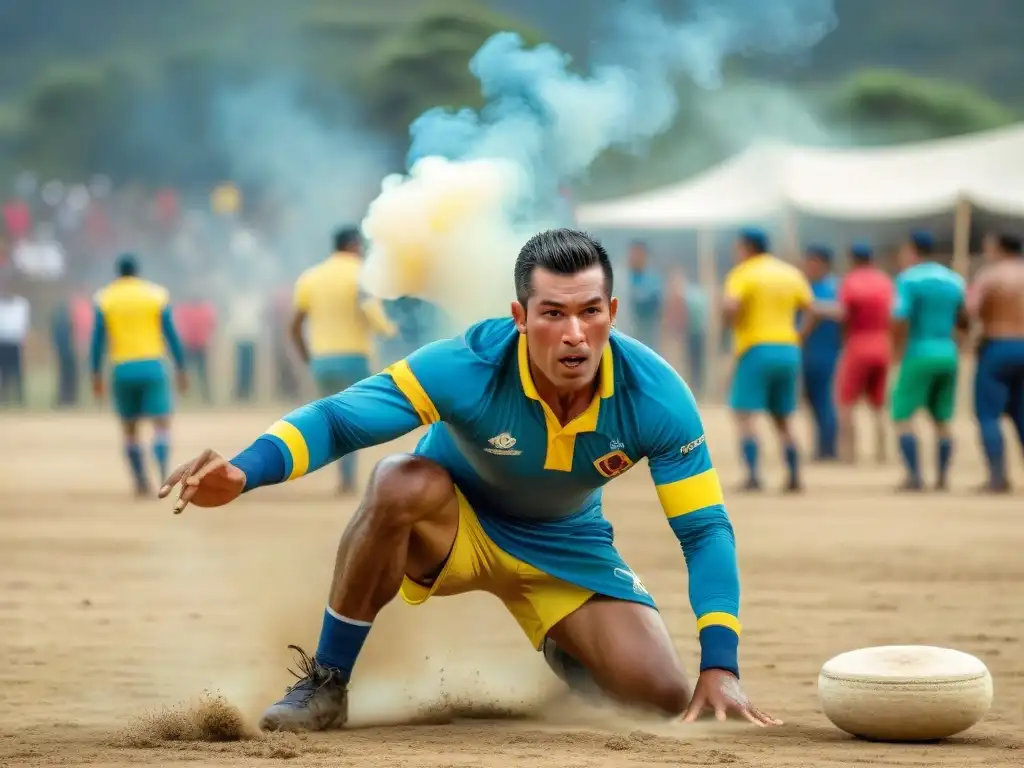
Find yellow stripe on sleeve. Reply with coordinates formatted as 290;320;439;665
656;468;725;519
265;420;310;480
696;612;742;635
385;360;440;425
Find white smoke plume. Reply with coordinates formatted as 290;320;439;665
361;0;838;325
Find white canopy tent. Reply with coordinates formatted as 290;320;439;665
576;122;1024;227
577;124;1024;392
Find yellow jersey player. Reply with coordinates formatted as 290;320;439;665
160;229;779;731
91;254;187;496
723;229;813;493
290;227;397;494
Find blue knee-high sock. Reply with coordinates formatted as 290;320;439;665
822;408;838;459
937;437;953;483
741;437;759;482
125;442;147;489
898;433;920;481
315;607;371;679
784;442;799;484
979;419;1005;483
152;430;170;480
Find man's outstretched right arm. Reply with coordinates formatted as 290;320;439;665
231;357;442;492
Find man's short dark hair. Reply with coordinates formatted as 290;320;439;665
333;226;362;253
738;227;769;255
997;233;1023;256
514;228;614;306
116;253;139;277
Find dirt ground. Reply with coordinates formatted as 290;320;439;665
1;406;1022;767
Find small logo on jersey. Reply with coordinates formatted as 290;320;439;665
613;567;649;596
594;449;633;478
680;435;706;455
609;439;625;451
485;432;522;456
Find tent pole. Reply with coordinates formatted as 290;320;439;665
780;205;800;262
952;197;972;278
697;228;719;402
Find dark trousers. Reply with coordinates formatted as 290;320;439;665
186;346;212;403
235;341;256;401
0;342;24;405
55;349;78;406
803;358;838;459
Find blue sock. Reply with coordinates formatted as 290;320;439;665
315;607;371;678
152;431;170;480
125;443;147;489
937;437;953;483
979;419;1004;483
784;442;799;484
741;437;759;482
898;433;919;481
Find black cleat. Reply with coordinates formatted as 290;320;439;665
258;645;349;732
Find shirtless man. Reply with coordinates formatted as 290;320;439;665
969;233;1024;492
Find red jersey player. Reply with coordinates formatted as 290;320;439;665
835;244;894;463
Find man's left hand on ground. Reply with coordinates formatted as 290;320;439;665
682;669;782;726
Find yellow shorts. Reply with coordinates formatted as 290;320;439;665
399;488;595;648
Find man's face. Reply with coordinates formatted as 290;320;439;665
802;254;827;281
511;265;617;393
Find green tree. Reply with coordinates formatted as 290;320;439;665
354;1;543;133
824;69;1017;143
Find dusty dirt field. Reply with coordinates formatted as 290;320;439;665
1;406;1022;767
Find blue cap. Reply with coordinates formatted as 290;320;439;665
850;242;873;260
738;226;769;254
910;230;934;252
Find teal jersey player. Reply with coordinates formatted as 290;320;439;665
891;232;968;491
161;228;779;732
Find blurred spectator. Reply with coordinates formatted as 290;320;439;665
13;224;65;280
3;197;33;241
627;240;663;352
674;271;709;397
270;284;300;400
175;291;217;404
0;273;29;405
50;294;78;407
226;286;263;402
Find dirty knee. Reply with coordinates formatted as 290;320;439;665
363;455;455;529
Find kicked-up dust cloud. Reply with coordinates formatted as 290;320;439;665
360;0;838;323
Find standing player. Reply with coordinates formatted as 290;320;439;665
290;227;397;494
723;228;813;492
969;233;1024;492
890;232;967;491
834;244;894;464
160;229;779;731
91;254;187;496
799;245;841;462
